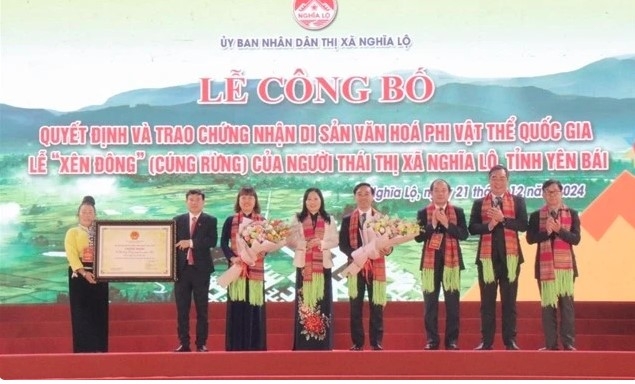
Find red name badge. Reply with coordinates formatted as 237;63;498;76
427;233;444;250
82;248;94;263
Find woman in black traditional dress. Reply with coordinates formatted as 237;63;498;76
288;187;339;350
64;195;109;353
220;186;267;351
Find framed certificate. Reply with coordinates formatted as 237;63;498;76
94;220;176;282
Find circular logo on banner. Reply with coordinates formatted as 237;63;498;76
130;231;140;240
293;0;338;31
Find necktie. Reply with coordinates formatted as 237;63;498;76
360;212;367;228
495;196;503;209
187;216;197;265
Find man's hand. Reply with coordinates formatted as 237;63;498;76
435;209;449;228
487;207;504;222
176;239;191;250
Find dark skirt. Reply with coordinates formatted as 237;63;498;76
68;267;109;353
293;268;333;350
225;280;267;351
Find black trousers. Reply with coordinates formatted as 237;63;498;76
174;265;211;347
477;260;519;347
68;268;109;353
540;290;575;349
423;269;460;347
349;271;383;347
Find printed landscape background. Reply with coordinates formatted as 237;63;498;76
1;0;634;304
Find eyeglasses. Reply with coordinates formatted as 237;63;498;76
544;189;561;195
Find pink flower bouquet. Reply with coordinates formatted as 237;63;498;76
217;218;290;288
238;218;291;262
341;215;421;278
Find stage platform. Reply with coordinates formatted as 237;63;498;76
1;301;634;379
1;350;634;379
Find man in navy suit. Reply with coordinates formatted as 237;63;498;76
527;179;581;351
173;189;218;352
339;182;392;351
469;165;527;350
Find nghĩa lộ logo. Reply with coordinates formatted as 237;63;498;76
293;0;338;31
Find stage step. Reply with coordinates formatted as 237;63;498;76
1;301;634;354
2;316;633;338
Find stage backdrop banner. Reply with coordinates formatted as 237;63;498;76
1;0;634;304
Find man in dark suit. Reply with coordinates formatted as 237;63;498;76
173;189;218;352
469;165;527;350
339;182;392;351
527;179;581;351
415;179;469;350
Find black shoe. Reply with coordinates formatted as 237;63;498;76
563;345;577;351
196;345;208;352
505;341;520;350
349;345;363;351
371;344;383;351
474;342;493;350
446;343;459;350
539;346;558;351
174;344;191;352
424;343;439;350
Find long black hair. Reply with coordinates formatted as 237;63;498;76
296;187;331;224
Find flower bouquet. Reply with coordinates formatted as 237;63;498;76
366;214;422;249
239;218;291;261
217;218;291;288
342;215;421;277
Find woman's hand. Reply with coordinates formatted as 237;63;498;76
81;270;97;284
306;238;321;250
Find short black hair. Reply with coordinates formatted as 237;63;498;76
488;164;509;178
186;189;205;200
233;186;261;213
353;182;375;195
429;178;452;193
542;179;562;191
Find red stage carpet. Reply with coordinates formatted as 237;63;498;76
1;301;634;379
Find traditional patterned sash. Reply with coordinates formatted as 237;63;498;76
301;215;326;308
80;224;95;266
479;192;520;283
347;208;387;306
421;204;460;293
76;224;96;270
538;205;574;307
228;212;265;306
